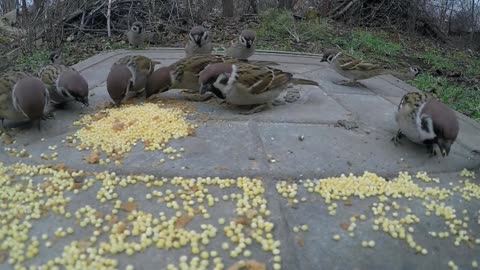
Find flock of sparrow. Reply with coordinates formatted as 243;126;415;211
0;22;460;158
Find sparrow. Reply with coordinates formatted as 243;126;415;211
145;54;242;100
392;92;459;157
185;26;213;56
198;62;319;114
107;55;160;106
226;29;257;60
49;50;65;65
127;21;146;48
39;52;89;109
321;49;421;86
0;71;50;130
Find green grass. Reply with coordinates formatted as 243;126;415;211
412;73;480;119
14;50;50;73
255;9;335;51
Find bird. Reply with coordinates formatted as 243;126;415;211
198;62;319;114
39;51;89;110
0;71;50;130
107;55;160;106
392;91;459;157
321;49;421;86
127;21;146;48
185;26;213;56
226;29;257;60
49;50;65;65
145;54;243;100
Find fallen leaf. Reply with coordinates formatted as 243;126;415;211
175;215;194;229
85;151;100;164
116;222;126;233
54;163;68;171
234;216;251;226
297;236;305;247
340;223;349;230
91;111;109;121
227;260;266;270
344;200;353;206
120;201;137;212
2;134;14;145
109;215;118;226
112;120;125;131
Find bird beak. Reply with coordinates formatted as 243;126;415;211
79;97;89;107
246;41;251;49
194;35;202;47
199;84;211;95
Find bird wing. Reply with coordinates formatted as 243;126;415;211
236;64;290;95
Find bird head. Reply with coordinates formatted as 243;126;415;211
240;30;256;49
437;138;454;157
189;26;209;47
131;22;143;34
49;51;63;65
198;63;235;99
59;70;89;107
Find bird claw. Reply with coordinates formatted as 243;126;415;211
391;131;403;146
284;89;301;103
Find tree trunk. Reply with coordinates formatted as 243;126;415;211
249;0;258;14
278;0;292;10
222;0;234;17
471;0;475;47
408;1;417;36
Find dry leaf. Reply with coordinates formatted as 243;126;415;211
234;216;251;226
120;201;137;212
2;134;14;145
175;215;194;229
109;215;118;226
54;163;68;171
91;111;109;121
112;120;125;131
340;223;349;230
344;200;353;206
85;151;100;164
297;236;305;247
227;260;266;270
116;222;126;233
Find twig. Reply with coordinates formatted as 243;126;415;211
107;0;112;37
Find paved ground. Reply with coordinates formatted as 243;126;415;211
1;48;479;270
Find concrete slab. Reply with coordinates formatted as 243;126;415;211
1;48;480;270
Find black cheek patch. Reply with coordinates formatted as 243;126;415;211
421;118;430;133
61;90;69;97
210;87;225;99
219;77;229;85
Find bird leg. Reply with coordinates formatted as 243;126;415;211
284;88;301;103
426;144;437;157
239;104;271;115
391;130;403;146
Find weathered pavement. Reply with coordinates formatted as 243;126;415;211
1;48;479;270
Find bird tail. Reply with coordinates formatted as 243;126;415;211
290;78;319;86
